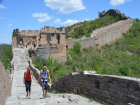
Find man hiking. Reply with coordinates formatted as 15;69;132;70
37;64;52;98
23;67;36;99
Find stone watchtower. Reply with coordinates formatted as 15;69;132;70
12;26;67;62
12;29;40;48
39;26;65;46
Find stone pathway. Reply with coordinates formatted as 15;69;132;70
12;48;29;71
6;70;101;105
6;48;101;105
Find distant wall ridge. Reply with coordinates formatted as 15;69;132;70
66;18;135;49
99;9;131;20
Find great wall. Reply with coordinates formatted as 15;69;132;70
66;19;134;49
0;9;140;105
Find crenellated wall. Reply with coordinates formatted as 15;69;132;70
0;61;12;105
66;19;135;49
29;60;140;105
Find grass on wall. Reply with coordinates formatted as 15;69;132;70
65;14;120;39
33;18;140;82
0;44;12;72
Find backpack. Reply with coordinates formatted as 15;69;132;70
41;69;48;82
42;69;48;75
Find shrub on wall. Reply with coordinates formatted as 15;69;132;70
32;19;140;82
0;44;12;72
65;14;121;39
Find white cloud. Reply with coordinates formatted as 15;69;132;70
0;39;3;41
54;19;79;25
54;19;61;24
8;24;12;26
0;4;6;9
38;16;51;22
32;13;52;22
44;0;86;14
32;13;48;17
27;26;32;28
60;19;78;25
7;20;18;22
0;17;4;19
6;24;12;28
109;0;131;6
20;29;25;31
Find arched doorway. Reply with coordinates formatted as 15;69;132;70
56;33;60;44
66;45;68;50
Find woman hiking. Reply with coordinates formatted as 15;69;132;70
23;67;36;99
37;64;52;98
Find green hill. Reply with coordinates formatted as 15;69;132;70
33;18;140;82
0;44;12;71
65;14;120;39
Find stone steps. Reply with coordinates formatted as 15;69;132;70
6;70;101;105
6;48;101;105
12;48;29;71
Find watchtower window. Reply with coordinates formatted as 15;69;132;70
66;45;68;50
19;41;22;45
95;80;100;89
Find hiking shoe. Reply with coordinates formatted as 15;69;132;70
45;94;50;98
43;94;45;98
28;96;31;99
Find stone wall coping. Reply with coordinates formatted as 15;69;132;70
29;58;140;83
29;59;40;74
79;71;140;82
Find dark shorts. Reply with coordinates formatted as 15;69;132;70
41;79;48;90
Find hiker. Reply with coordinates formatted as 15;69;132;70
26;42;27;48
23;67;36;99
34;42;36;48
23;42;25;48
36;64;52;98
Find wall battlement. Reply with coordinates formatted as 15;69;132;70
20;30;40;33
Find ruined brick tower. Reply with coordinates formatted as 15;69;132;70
12;26;67;62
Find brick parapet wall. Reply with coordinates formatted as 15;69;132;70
0;61;12;105
29;61;140;105
49;72;140;105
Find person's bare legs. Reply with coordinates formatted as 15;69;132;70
45;90;47;96
26;91;28;96
42;87;45;95
29;92;31;96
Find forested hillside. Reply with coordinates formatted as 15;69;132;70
65;14;120;39
33;18;140;82
0;44;12;72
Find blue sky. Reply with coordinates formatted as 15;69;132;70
0;0;139;44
